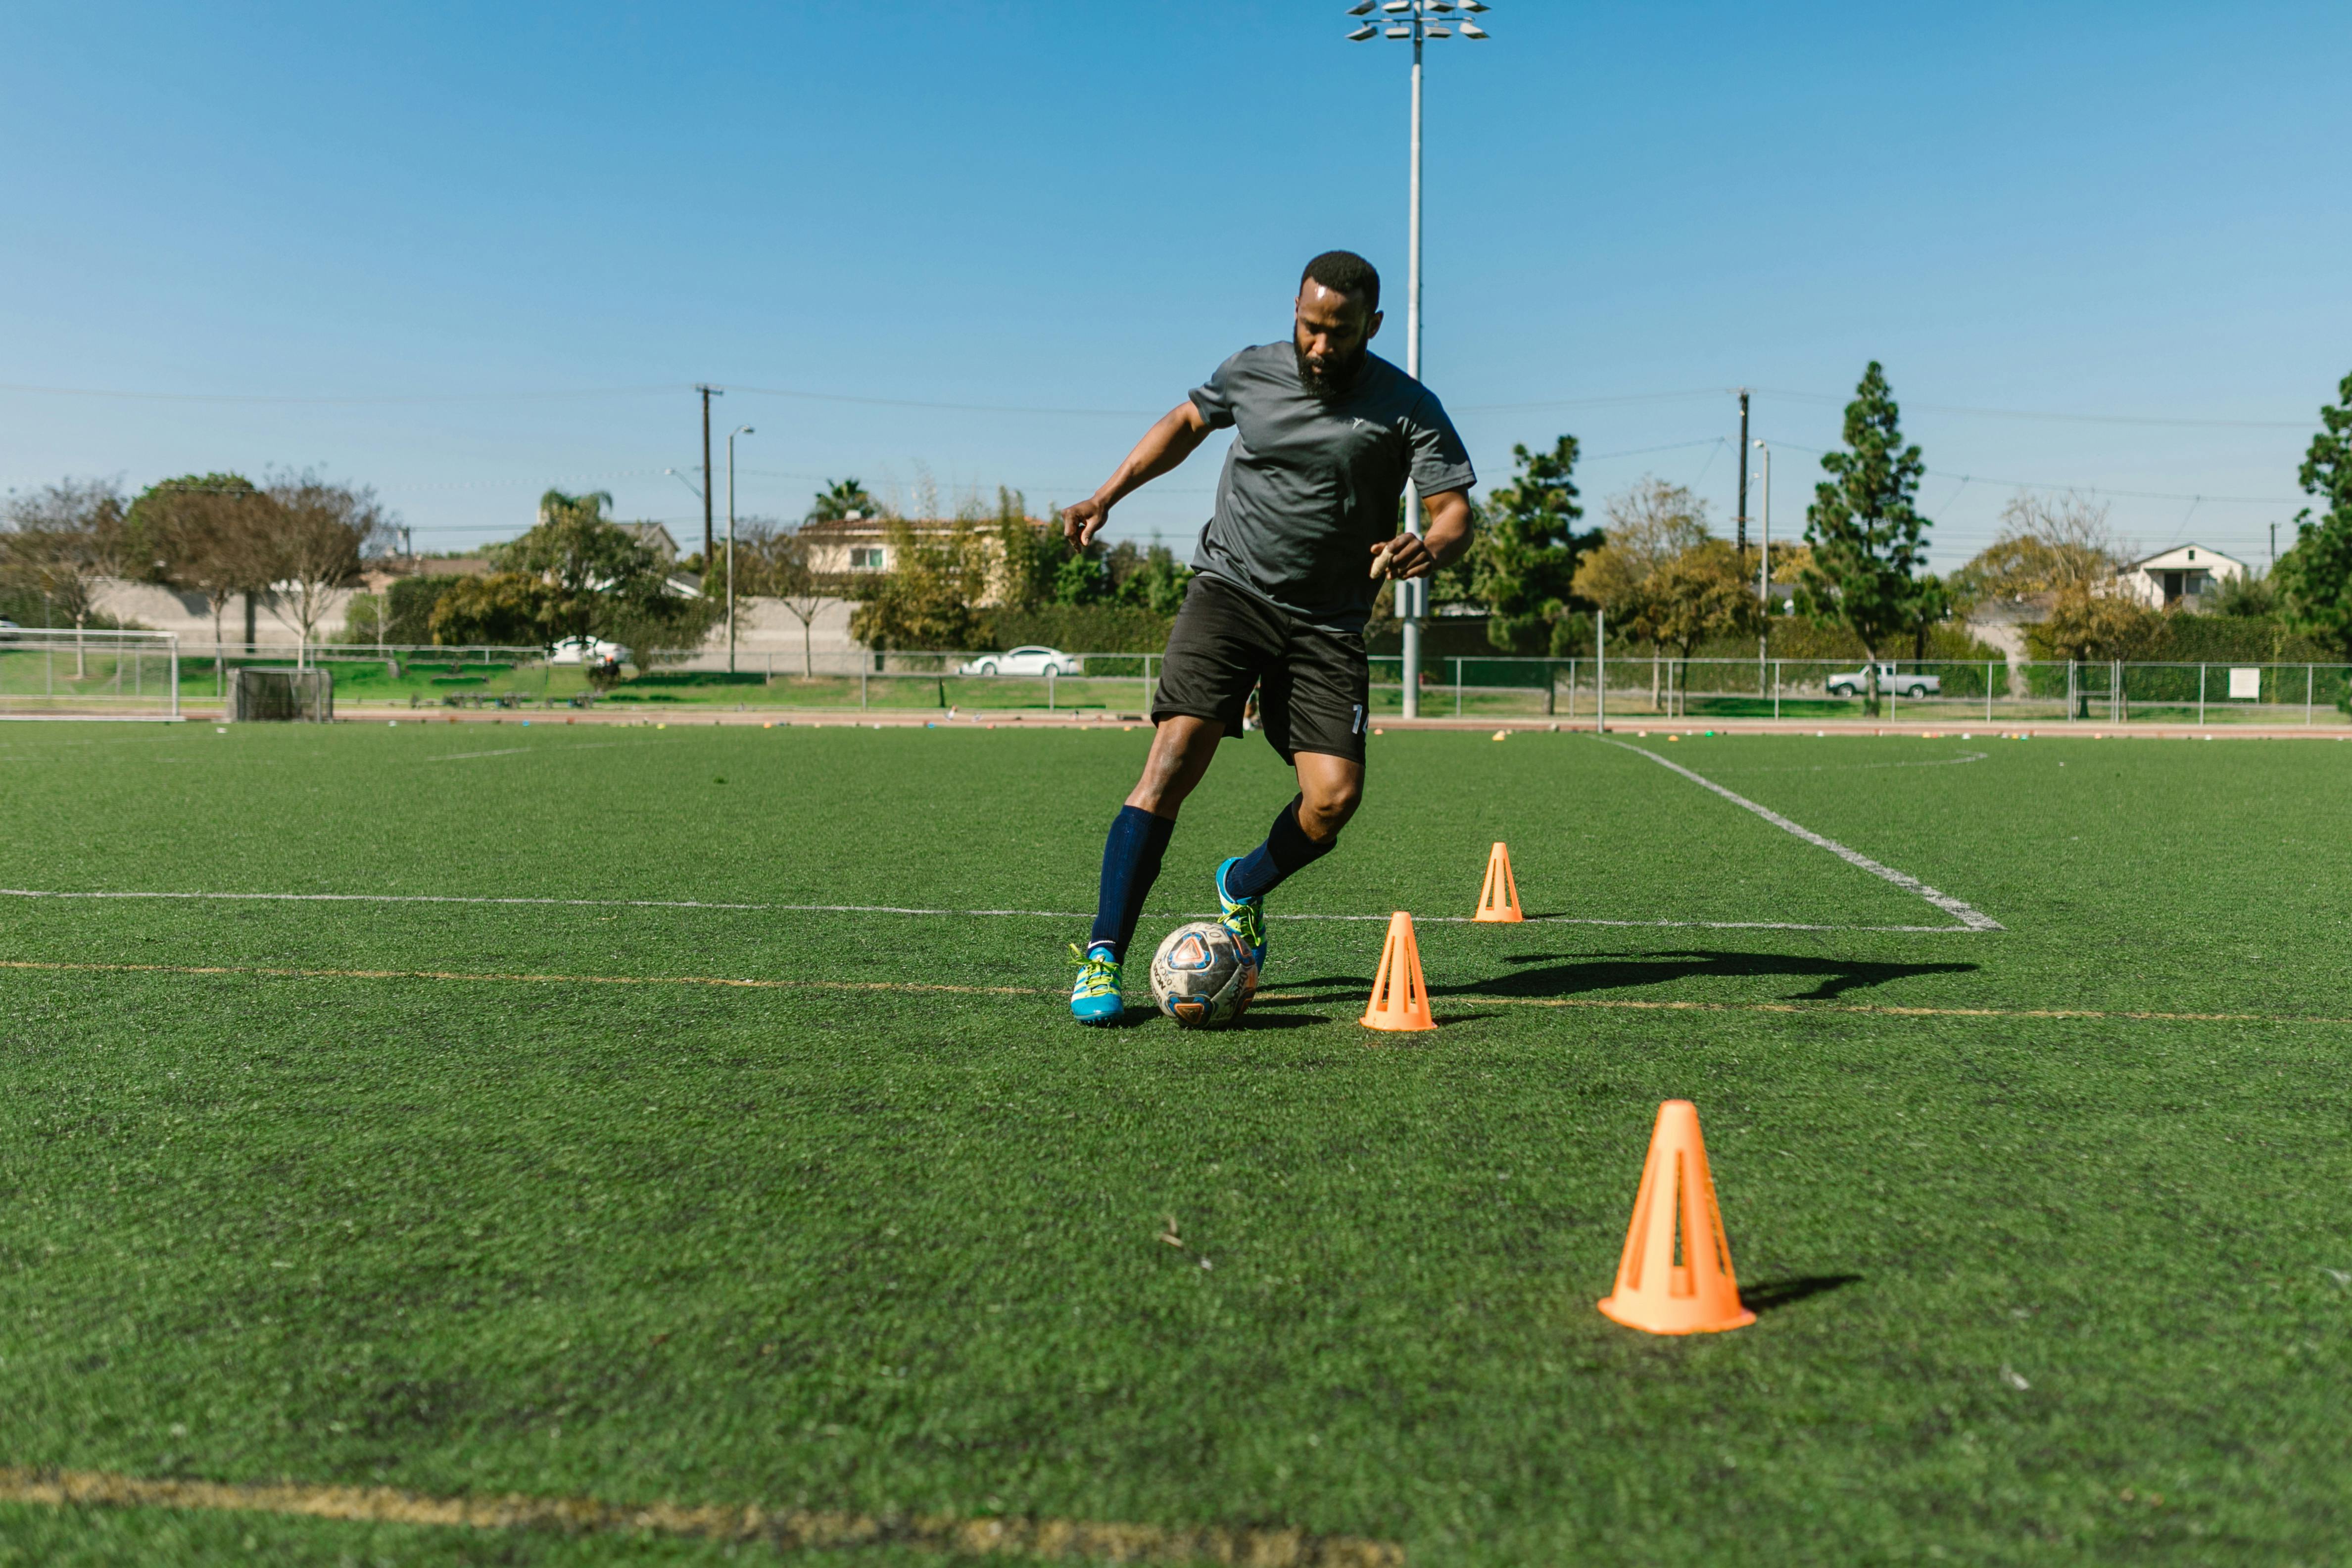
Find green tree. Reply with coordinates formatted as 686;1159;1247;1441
1473;435;1600;655
808;478;881;524
1622;540;1763;714
385;575;461;644
1797;362;1933;714
128;474;275;647
849;521;986;651
992;488;1065;611
1110;543;1193;616
2274;373;2352;658
478;488;719;660
427;572;558;646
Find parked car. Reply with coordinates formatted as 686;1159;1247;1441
549;636;630;666
957;646;1081;677
1825;663;1939;699
0;618;18;639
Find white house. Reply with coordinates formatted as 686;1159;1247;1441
2114;544;2246;610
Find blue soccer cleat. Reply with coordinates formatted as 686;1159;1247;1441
1069;941;1126;1026
1214;855;1268;972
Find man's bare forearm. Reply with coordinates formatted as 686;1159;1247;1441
1373;487;1475;581
1420;489;1474;569
1064;404;1209;546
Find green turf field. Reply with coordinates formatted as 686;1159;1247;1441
2;722;2348;1565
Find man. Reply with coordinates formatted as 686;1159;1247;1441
1062;250;1476;1024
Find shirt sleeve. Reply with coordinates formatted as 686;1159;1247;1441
1406;391;1477;495
1187;351;1246;431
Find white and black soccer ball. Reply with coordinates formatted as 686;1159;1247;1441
1149;920;1259;1028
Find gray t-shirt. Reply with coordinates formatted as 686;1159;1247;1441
1186;343;1475;631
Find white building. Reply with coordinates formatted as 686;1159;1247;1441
2114;544;2246;610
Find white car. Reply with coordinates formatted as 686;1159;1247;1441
1826;663;1939;699
549;636;630;666
958;645;1080;677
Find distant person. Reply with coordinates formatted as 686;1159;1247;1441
1060;250;1476;1024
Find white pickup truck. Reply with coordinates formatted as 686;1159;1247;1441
1825;663;1939;699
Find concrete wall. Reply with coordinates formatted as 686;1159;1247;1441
86;576;865;662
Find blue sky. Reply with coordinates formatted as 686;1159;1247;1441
3;1;2348;572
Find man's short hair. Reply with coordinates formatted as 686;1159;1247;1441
1300;250;1381;315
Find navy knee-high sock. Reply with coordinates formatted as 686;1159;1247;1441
1090;805;1177;962
1222;794;1334;902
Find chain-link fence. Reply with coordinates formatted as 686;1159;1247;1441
57;640;2346;724
1353;654;2352;726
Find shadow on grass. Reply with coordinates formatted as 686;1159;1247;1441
1234;1011;1329;1030
1454;950;1979;1003
1740;1273;1863;1315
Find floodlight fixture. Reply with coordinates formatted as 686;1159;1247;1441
1336;1;1496;718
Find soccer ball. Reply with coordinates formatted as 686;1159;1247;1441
1149;920;1259;1028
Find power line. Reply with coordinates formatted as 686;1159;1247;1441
0;375;2322;431
0;381;684;407
1750;386;2314;431
1757;438;2302;506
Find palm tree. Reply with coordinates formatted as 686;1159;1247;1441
807;479;879;524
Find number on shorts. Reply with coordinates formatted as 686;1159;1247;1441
1352;704;1365;735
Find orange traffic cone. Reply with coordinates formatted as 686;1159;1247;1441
1359;911;1437;1032
1596;1100;1756;1335
1473;841;1524;923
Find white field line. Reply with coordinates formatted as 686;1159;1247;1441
0;886;1975;934
1602;738;2004;932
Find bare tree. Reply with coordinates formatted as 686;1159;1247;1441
735;520;831;676
1957;492;2128;602
264;473;389;664
1571;478;1715;708
2;478;133;673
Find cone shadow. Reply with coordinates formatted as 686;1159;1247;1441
1456;950;1977;1003
1739;1273;1862;1315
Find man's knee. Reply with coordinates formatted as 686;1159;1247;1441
1296;773;1362;842
1128;717;1221;813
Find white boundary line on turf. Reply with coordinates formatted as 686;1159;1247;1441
0;887;1978;933
1601;738;2004;932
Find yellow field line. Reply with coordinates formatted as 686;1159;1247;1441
0;1466;1402;1566
2;957;2341;1027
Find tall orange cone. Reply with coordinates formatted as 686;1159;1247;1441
1473;841;1524;922
1596;1100;1756;1334
1359;911;1437;1032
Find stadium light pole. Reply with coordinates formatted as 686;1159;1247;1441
1348;0;1490;719
1752;439;1771;603
727;425;754;674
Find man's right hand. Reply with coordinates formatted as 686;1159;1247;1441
1063;496;1111;547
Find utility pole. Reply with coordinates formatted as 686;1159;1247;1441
2270;521;2278;572
1348;0;1492;720
1734;389;1750;557
727;425;754;674
696;384;721;567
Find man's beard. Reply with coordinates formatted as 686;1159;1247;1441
1295;338;1368;397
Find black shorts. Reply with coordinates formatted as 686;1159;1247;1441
1152;573;1370;764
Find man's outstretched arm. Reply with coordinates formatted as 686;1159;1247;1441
1370;487;1474;581
1061;402;1212;547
